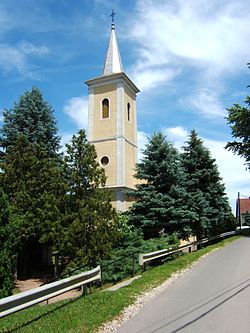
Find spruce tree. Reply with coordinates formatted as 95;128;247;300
1;136;66;252
181;130;231;238
0;86;60;156
129;132;193;239
0;188;13;298
61;130;118;266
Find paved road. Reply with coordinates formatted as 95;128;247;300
116;237;250;333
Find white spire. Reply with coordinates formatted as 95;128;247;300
103;12;123;75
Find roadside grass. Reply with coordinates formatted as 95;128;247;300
0;236;239;333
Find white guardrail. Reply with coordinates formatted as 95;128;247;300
139;231;236;267
0;265;101;319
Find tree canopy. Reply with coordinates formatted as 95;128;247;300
128;132;193;239
60;130;118;266
181;130;231;238
0;86;60;156
225;96;250;169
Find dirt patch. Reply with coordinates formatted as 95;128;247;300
15;278;81;304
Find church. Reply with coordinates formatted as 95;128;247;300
85;14;140;211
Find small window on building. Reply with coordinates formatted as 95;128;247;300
127;102;131;122
101;156;109;166
102;98;109;119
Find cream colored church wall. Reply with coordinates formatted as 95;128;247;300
94;140;117;186
124;87;136;143
92;84;117;139
125;141;137;189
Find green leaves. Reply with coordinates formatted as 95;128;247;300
225;83;250;169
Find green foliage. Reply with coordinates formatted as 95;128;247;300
1;136;66;250
225;65;250;169
244;213;250;226
128;132;193;239
0;86;60;156
60;130;118;267
181;130;231;238
101;227;179;283
0;188;13;298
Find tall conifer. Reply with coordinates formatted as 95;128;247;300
129;132;193;239
181;130;231;238
62;130;118;265
0;86;60;156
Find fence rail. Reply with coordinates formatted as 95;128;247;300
0;265;101;319
139;231;236;267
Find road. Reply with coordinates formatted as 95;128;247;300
116;237;250;333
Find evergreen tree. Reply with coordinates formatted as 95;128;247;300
129;132;193;239
0;188;13;298
181;130;231;238
1;136;66;254
0;86;60;156
61;130;118;266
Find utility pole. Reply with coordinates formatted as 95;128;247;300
238;192;241;229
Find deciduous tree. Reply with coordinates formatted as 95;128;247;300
225;75;250;170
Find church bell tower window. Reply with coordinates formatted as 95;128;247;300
127;102;131;122
102;98;110;119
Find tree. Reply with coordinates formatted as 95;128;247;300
0;86;60;156
181;130;231;238
128;132;193;239
0;188;13;298
225;65;250;169
1;136;66;276
61;130;118;266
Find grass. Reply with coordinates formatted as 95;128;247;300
0;236;239;333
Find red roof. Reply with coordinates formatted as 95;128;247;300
238;198;250;214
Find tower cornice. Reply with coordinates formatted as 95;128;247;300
85;72;140;94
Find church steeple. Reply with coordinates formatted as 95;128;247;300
103;10;123;75
85;12;139;211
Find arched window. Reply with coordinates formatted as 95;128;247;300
127;102;131;122
102;98;109;119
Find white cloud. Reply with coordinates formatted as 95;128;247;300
0;42;49;78
128;0;250;91
131;67;177;92
163;126;189;149
186;90;226;119
63;96;88;130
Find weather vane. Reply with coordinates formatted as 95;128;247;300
110;9;116;23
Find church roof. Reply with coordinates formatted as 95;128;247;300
103;21;124;75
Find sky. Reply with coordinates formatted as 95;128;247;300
0;0;249;212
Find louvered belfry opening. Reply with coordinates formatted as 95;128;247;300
102;98;109;119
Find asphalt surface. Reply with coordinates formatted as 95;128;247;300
116;237;250;333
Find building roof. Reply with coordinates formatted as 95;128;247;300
103;22;124;75
236;198;250;214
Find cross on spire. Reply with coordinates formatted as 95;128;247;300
110;10;116;24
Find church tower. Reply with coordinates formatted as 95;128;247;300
85;13;140;211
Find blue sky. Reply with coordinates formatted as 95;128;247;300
0;0;249;212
